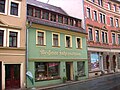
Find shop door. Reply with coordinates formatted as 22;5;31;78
66;62;71;81
5;64;20;89
0;62;2;90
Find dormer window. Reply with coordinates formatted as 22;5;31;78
50;13;56;22
64;17;68;25
42;11;49;20
58;15;63;23
27;6;33;16
35;8;41;18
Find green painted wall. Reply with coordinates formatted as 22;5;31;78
27;25;88;87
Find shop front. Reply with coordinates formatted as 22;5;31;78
27;25;88;87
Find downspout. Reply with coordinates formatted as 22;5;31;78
26;20;32;87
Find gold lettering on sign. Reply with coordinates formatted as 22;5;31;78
40;49;81;56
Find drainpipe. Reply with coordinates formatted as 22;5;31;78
26;20;32;87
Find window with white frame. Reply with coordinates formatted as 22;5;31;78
95;30;99;42
99;13;106;24
110;17;114;26
112;33;116;44
9;0;21;17
76;37;82;49
98;0;103;6
88;28;93;41
52;33;60;47
8;29;20;47
93;11;97;21
113;4;117;12
115;19;119;28
65;35;72;48
0;30;4;46
0;0;6;13
108;2;111;10
101;31;108;43
118;34;120;45
36;30;46;46
87;7;91;18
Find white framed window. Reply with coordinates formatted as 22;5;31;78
7;29;20;47
86;7;91;18
36;30;46;46
0;0;8;15
108;2;111;10
76;37;82;49
112;33;116;44
8;0;21;17
65;35;72;48
113;4;117;12
52;32;60;47
101;31;108;43
115;19;119;28
0;27;6;47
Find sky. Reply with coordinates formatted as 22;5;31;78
37;0;51;3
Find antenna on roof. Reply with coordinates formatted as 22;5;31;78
47;0;49;3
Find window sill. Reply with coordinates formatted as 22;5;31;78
76;48;82;49
35;76;61;82
65;47;72;49
52;46;60;48
36;44;46;46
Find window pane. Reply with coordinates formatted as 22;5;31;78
118;34;120;44
53;34;58;46
58;15;63;23
102;32;105;43
38;32;44;45
10;2;18;16
35;62;60;81
64;17;68;24
95;30;99;42
0;30;4;46
77;38;81;48
50;13;56;22
88;28;93;40
9;32;17;47
0;0;5;13
112;33;115;44
27;6;33;16
66;36;70;47
42;11;49;20
35;9;41;18
77;61;85;77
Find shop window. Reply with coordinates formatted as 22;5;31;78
35;8;41;18
52;33;60;47
36;30;46;46
9;31;18;47
65;35;72;48
112;33;116;44
27;5;33;16
58;15;63;23
50;13;56;22
0;0;6;13
76;37;82;49
91;53;99;71
35;62;60;81
77;61;85;77
42;11;49;20
95;30;99;42
0;30;4;46
88;28;93;41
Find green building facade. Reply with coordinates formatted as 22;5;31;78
27;0;88;87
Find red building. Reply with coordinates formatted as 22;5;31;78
84;0;120;77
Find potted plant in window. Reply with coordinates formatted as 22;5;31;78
63;76;67;83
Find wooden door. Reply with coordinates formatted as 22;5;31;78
0;62;2;90
5;64;20;89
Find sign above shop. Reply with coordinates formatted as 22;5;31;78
40;49;81;56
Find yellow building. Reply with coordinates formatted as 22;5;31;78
0;0;26;89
